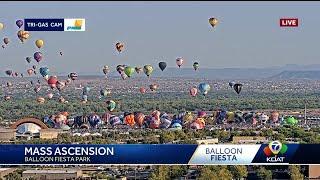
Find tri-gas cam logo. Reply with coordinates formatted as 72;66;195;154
64;19;85;31
263;141;288;163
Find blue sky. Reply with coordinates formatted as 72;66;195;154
1;1;320;74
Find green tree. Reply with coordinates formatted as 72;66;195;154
150;166;170;180
199;166;218;180
256;167;272;180
289;165;304;180
229;165;248;179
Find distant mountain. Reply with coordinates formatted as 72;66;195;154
269;71;320;80
3;64;320;80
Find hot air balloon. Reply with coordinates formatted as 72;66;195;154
27;69;34;76
143;65;153;77
82;94;88;102
35;39;44;49
158;62;167;71
5;70;12;76
116;65;126;74
16;20;23;28
124;114;135;127
102;65;109;76
229;81;235;88
115;42;124;53
34;52;43;63
59;96;66;103
176;57;184;68
106;100;116;112
26;57;32;63
82;86;90;95
39;67;49;77
34;85;41;93
209;17;219;28
68;72;78;81
135;67;143;74
37;97;45;104
88;114;102;128
124;66;135;77
259;113;269;124
56;81;66;92
139;87;146;94
120;72;127;80
233;83;243;94
3;38;9;45
134;112;145;127
193;62;199;71
47;93;54;99
2;45;5;49
190;87;198;97
271;111;280;123
32;65;37;70
149;84;158;91
59;51;63;56
0;23;3;30
285;116;298;125
47;76;58;89
110;116;121;126
198;83;211;96
17;30;30;43
6;82;12;87
4;96;11;101
100;89;111;97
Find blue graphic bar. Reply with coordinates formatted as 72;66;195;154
0;145;197;165
24;19;64;31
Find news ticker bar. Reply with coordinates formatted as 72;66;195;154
24;18;85;31
0;143;319;165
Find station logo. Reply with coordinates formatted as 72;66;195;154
263;141;288;163
64;19;85;31
280;18;298;27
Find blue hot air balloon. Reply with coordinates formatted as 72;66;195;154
198;83;211;96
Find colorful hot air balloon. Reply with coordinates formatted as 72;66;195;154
135;67;143;74
102;65;109;76
116;65;125;74
158;62;167;71
106;100;116;112
82;86;90;95
134;112;145;127
124;66;135;77
124;114;135;127
17;30;30;43
39;67;49;77
198;83;211;96
233;83;243;94
16;20;23;28
27;69;34;76
190;87;198;97
56;81;66;92
143;65;153;77
193;62;199;71
47;76;58;89
209;17;219;28
139;87;146;94
115;42;124;53
47;93;54;99
34;52;43;63
68;72;78;81
149;84;158;91
35;39;44;49
34;85;41;93
271;111;280;123
176;57;184;68
37;97;45;104
3;38;9;45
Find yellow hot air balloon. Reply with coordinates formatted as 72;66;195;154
35;39;44;49
209;17;219;28
0;23;4;30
